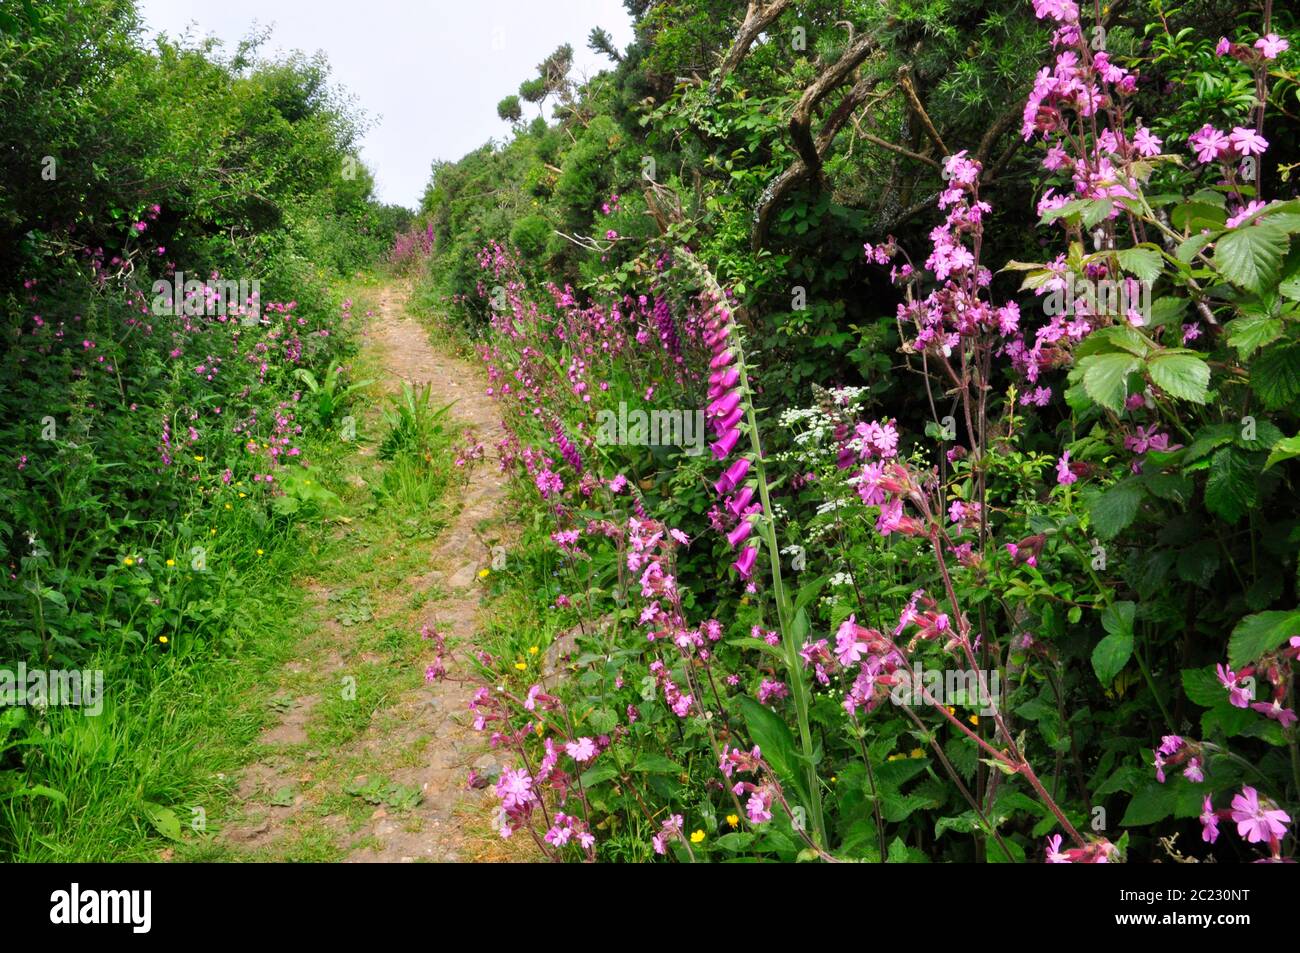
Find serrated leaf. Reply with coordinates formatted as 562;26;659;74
1147;351;1209;403
1171;201;1225;231
1101;600;1136;638
1214;224;1289;293
1228;610;1300;668
1250;342;1300;410
1088;481;1143;539
1181;666;1225;708
1121;783;1178;826
1175;543;1220;587
1224;315;1284;359
1204;446;1257;524
1080;352;1140;411
1115;246;1163;283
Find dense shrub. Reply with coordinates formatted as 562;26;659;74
415;0;1300;862
0;0;391;852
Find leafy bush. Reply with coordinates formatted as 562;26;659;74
415;2;1300;863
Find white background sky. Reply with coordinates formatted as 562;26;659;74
135;0;634;209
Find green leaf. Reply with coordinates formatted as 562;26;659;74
714;831;756;851
1080;352;1140;412
1092;631;1133;685
1088;481;1143;539
1264;434;1300;469
737;696;803;799
1115;246;1163;283
1181;666;1225;708
1204;446;1257;524
1171;201;1225;232
1228;609;1300;668
1224;315;1284;359
1214;224;1289;293
1121;782;1179;826
1147;351;1209;403
1250;342;1300;411
142;802;184;842
631;753;684;773
1092;601;1135;685
579;764;620;786
1101;600;1136;638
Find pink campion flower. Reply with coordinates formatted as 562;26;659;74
1230;786;1291;843
757;680;789;704
669;528;690;545
1182;322;1202;342
1216;663;1254;708
535;468;564;498
1132;126;1163;157
495;767;536;811
1250;700;1298;728
1255;33;1289;60
607;473;627;493
1045;834;1071;863
1201;796;1220;844
1032;0;1079;23
834;617;869;666
1188;124;1230;164
1228;126;1269;158
1226;200;1267;229
652;814;684;855
1214;37;1230;56
746;790;773;824
1055;450;1078;485
565;737;597;762
857;419;899;458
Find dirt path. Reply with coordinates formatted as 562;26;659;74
218;281;518;862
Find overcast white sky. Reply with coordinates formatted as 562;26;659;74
136;0;634;209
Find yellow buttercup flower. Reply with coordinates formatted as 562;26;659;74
910;748;924;758
968;714;979;726
514;661;527;671
690;830;705;844
256;549;264;556
528;646;539;655
123;556;134;566
726;814;739;828
225;503;232;510
478;568;490;579
166;558;175;567
159;635;169;644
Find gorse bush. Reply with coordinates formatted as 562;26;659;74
414;0;1300;862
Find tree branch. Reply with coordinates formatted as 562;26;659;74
711;0;795;94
